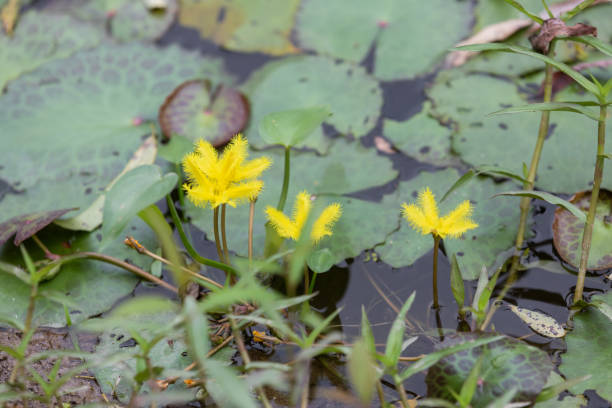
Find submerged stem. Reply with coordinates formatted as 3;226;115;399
277;146;291;211
432;235;441;310
575;105;607;303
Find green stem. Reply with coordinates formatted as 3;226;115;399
394;375;411;408
138;205;185;286
432;235;441;310
213;207;225;263
166;195;236;275
308;272;318;295
376;381;386;407
575;105;607;303
248;200;255;262
221;204;230;264
277;146;291;211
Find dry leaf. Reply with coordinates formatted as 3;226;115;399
530;18;596;54
374;136;395;154
509;304;566;338
1;0;19;36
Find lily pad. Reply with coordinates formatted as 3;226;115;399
383;102;454;166
0;10;102;90
426;332;553;405
0;42;232;223
376;169;521;280
0;208;76;247
0;218;158;328
243;56;382;152
427;73;612;194
560;291;612;401
186;139;398;265
178;0;300;55
473;0;539;31
553;189;612;270
159;80;249;146
295;0;471;80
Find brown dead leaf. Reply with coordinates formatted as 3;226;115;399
1;0;19;36
530;18;596;54
374;136;396;154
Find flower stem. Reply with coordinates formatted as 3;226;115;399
308;272;318;295
221;204;230;264
432;235;441;310
213;207;225;263
165;195;236;275
575;104;607;303
277;146;291;211
248;200;255;262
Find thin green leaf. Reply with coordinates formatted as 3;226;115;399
38;289;80;309
561;0;597;21
0;261;30;284
485;388;520;408
472;267;489;313
565;36;612;57
305;307;342;347
348;338;378;405
458;355;483;406
494;190;586;222
489;102;602;121
535;375;591;402
450;254;465;309
0;313;25;331
456;43;599;96
384;291;415;367
479;266;502;313
441;169;476;202
183;297;210;372
204;359;258;408
361;306;376;354
501;0;544;23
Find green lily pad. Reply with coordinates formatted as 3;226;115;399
242;56;382;152
47;0;178;42
0;42;232;224
178;0;300;55
295;0;471;80
0;10;102;90
473;0;539;31
553;189;612;270
186;139;397;265
0;218;158;328
426;332;553;405
159;80;249;146
376;169;521;279
0;208;76;247
383;102;454;166
427;73;612;194
102;165;178;248
259;106;331;148
560;291;612;401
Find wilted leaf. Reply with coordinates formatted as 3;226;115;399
509;305;566;338
0;208;76;247
529;18;596;54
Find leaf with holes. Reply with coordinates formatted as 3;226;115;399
159;80;249;146
178;0;299;55
0;10;102;90
553;189;612;270
296;0;471;80
243;56;382;152
426;332;553;406
0;208;76;248
0;42;232;224
377;169;521;279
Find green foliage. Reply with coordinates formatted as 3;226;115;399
259;106;331;148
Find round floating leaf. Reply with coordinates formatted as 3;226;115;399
509;305;566;338
560;291;612;401
0;208;76;247
553;189;612;270
186;139;397;265
159;80;249;146
102;165;178;248
426;332;553;405
243;56;382;152
296;0;471;80
0;42;232;224
0;10;102;90
259;106;331;148
0;218;158;328
427;73;612;194
377;169;521;279
178;0;299;55
158;134;194;164
307;248;335;274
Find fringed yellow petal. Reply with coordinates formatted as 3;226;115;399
184;184;215;208
439;201;478;238
194;139;219;178
293;191;312;238
418;187;439;226
218;134;248;178
234;156;272;182
401;202;433;235
224;180;264;202
311;203;342;243
266;206;298;239
182;152;208;185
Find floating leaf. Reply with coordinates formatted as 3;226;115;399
295;0;471;80
0;43;231;224
0;218;158;327
560;291;612;401
509;305;566;338
377;169;522;279
243;56;382;152
307;248;335;274
426;333;553;406
159;80;249;146
178;0;299;55
0;10;102;90
0;208;76;247
259;106;331;148
102;165;178;248
158;134;194;164
553;189;612;270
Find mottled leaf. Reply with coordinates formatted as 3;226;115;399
509;305;566;338
0;208;76;247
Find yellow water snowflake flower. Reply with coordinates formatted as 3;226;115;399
182;134;271;208
266;191;342;244
401;187;478;239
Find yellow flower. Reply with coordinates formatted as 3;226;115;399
182;134;271;208
401;187;478;239
266;191;342;244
